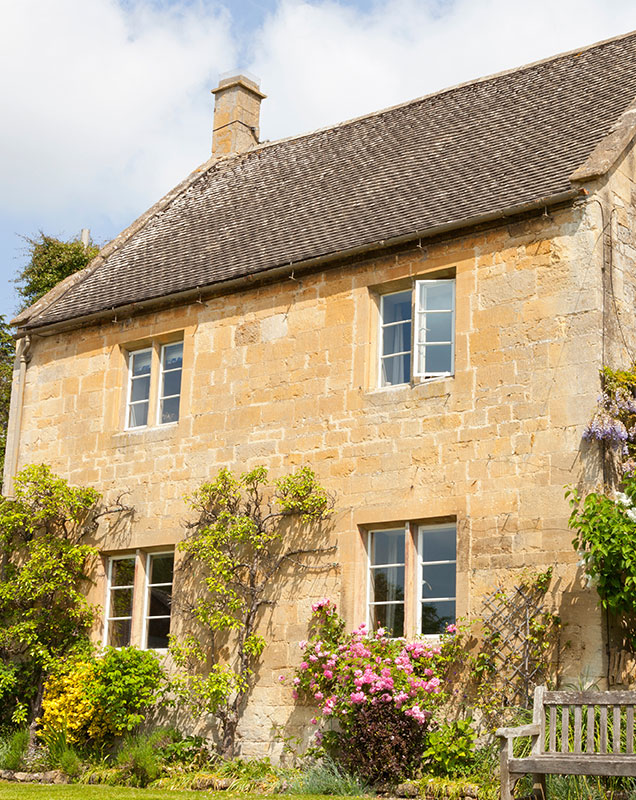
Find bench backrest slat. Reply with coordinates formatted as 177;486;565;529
573;705;582;753
587;705;595;753
614;706;622;753
549;705;557;752
600;705;608;754
562;705;569;753
536;688;636;756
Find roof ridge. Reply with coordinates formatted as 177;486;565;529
240;28;636;159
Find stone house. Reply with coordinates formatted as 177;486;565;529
6;31;636;754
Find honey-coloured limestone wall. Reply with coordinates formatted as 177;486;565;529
8;163;633;753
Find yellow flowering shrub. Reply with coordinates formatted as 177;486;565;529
39;661;100;742
38;647;165;746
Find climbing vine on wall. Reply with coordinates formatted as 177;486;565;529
583;363;636;474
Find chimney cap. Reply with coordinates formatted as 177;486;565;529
212;72;266;99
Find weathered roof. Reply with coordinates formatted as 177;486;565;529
20;30;636;329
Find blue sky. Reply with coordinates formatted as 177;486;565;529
3;0;636;323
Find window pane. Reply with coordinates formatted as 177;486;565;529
371;530;405;565
111;558;135;586
424;344;452;374
370;566;405;603
421;563;456;599
149;586;172;617
108;618;132;647
129;401;149;428
420;526;456;562
419;282;453;311
131;350;151;376
421;600;455;635
382;353;411;385
131;375;150;402
422;313;452;344
150;555;174;585
162;369;182;398
382;291;411;324
371;603;404;637
163;343;183;370
109;587;133;618
147;617;171;649
382;321;411;356
161;396;180;424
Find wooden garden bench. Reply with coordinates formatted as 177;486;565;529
497;686;636;799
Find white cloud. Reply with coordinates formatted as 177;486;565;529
0;0;236;218
2;0;636;299
250;0;636;140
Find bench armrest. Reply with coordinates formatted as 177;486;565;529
496;723;541;739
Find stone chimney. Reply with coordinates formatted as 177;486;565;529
211;73;266;157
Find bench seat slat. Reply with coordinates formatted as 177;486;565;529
509;754;636;778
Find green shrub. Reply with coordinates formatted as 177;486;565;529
283;757;372;796
39;646;165;748
58;747;82;778
0;728;28;770
423;720;476;777
115;733;162;788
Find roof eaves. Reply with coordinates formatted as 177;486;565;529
11;153;227;328
19;186;582;337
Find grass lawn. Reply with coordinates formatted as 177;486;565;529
0;784;368;800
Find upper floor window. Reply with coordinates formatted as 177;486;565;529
126;340;183;430
379;279;455;387
367;522;456;637
158;343;183;425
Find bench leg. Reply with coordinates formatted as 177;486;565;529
499;739;514;800
532;773;546;800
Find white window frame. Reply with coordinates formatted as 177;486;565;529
417;522;457;636
378;291;412;389
367;526;406;637
125;347;153;430
413;279;456;380
103;554;136;648
142;551;174;650
156;342;183;427
378;278;455;388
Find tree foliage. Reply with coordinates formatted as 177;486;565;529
1;233;99;478
171;465;335;758
568;474;636;648
0;465;101;729
15;233;99;311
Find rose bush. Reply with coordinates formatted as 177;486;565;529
291;599;454;784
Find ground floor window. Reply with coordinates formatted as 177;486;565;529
143;552;174;649
367;522;456;637
104;555;136;648
103;550;174;650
